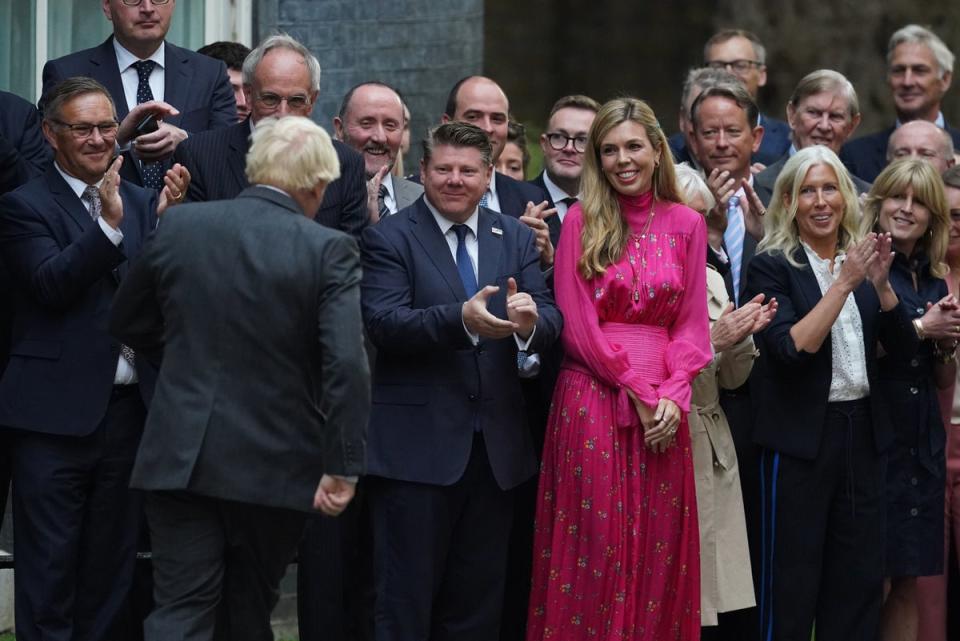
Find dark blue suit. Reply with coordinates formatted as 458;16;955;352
360;197;561;640
0;166;157;641
42;36;236;187
841;122;960;183
669;113;792;167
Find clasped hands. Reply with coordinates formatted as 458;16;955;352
462;276;537;340
626;389;681;453
117;100;188;163
313;474;355;516
919;294;960;344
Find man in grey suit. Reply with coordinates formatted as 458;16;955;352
335;81;423;222
109;116;370;641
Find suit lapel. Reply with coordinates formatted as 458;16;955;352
46;169;94;235
93;38;130;121
227;122;252;193
409;201;467;300
476;208;502;288
791;247;823;313
162;42;192;128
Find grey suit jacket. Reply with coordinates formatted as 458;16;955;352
109;187;370;513
392;176;424;212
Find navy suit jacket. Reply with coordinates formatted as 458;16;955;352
0;166;157;436
754;153;872;207
173;119;368;238
360;199;562;490
0;91;50;196
669;113;792;167
42;36;236;186
841;122;960;183
744;247;918;459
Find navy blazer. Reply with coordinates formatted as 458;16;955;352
744;247;918;460
173;119;368;238
754;153;872;207
668;112;792;167
841;122;960;184
0;166;157;436
42;36;236;186
360;199;562;490
0;91;50;196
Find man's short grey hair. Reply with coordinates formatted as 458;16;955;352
679;67;740;116
704;29;767;65
246;117;340;191
887;24;955;78
886;121;955;162
242;33;322;92
788;69;860;118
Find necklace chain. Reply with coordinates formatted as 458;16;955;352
628;201;656;303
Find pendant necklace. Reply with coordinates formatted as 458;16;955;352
629;200;656;303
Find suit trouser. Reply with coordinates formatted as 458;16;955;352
12;385;145;641
758;398;885;641
143;491;305;641
369;433;515;641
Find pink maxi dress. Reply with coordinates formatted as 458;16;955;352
526;190;711;641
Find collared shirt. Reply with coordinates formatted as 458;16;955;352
714;175;755;268
113;38;165;112
895;111;946;129
483;172;502;213
381;173;398;215
541;170;579;222
801;242;869;401
423;196;534;351
54;162;137;385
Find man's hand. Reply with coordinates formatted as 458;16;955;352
313;474;356;516
99;156;124;229
504;277;538;340
133;121;189;163
519;200;557;267
157;163;191;216
462;285;519;339
740;179;766;241
706;168;735;238
116;100;180;146
366;165;391;223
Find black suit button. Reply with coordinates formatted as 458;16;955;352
469;394;478;401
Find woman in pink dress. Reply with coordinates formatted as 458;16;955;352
526;97;712;641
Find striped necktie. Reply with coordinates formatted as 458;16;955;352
724;195;744;306
377;183;390;219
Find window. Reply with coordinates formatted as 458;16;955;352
0;0;252;103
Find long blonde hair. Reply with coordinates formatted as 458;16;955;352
757;146;861;267
861;158;950;278
578;98;682;279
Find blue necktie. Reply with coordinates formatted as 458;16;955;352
452;224;478;298
724;195;744;306
133;60;164;191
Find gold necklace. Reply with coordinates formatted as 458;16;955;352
628;200;656;302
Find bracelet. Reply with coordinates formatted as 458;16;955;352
934;340;958;364
913;318;926;340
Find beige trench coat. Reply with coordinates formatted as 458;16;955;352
690;267;757;626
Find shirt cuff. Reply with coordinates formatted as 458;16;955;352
98;217;123;246
712;244;729;264
333;475;358;484
461;312;480;345
513;325;536;351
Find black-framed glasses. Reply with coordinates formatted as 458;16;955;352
705;59;763;73
52;120;120;139
121;0;172;6
254;93;311;110
546;133;587;153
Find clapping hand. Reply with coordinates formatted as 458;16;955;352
462;285;519;339
365;165;391;223
157;163;191;216
504;277;538;340
710;294;779;352
519;200;557;266
837;234;878;293
98;156;124;229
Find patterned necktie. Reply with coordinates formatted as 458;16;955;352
724;195;744;307
479;190;490;209
378;183;390;219
85;186;136;368
82;185;102;220
133;59;164;191
452;224;478;298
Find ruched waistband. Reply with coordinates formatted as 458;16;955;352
600;321;669;385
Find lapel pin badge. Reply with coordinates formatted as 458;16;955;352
491;227;503;236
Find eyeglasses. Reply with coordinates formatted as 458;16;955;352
705;59;763;73
52;120;120;140
254;93;311;110
545;133;588;153
120;0;172;6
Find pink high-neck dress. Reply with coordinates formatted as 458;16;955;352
526;190;711;641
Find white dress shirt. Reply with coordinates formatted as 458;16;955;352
541;171;579;222
802;243;869;401
54;163;137;385
483;173;502;213
113;38;165;112
381;173;398;215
